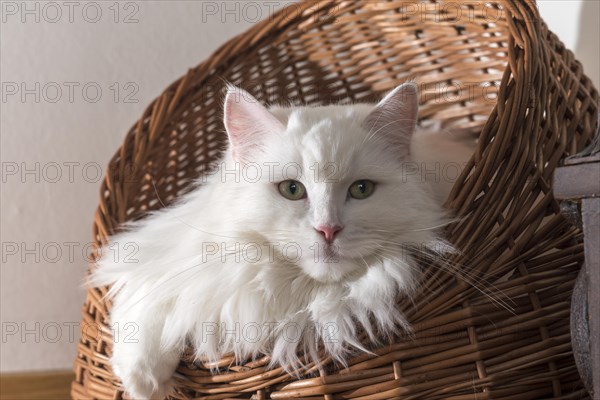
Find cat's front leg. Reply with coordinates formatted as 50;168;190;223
110;294;181;400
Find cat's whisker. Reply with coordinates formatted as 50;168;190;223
367;239;510;300
375;245;516;314
375;239;497;282
377;255;513;315
365;217;466;234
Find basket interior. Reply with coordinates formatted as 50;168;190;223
122;2;509;224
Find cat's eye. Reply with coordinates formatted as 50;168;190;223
348;180;375;199
278;180;306;200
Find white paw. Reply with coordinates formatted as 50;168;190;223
114;360;173;400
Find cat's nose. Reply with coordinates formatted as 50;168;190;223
315;224;343;244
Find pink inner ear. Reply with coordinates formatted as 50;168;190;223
223;87;285;163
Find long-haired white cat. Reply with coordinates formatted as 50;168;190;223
91;82;473;399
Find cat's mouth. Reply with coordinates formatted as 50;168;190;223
323;245;339;261
313;240;380;264
313;242;343;264
298;241;374;283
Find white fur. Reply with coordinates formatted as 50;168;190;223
90;83;473;399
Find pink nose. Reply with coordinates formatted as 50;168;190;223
315;225;343;244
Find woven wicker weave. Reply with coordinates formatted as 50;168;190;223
71;1;599;399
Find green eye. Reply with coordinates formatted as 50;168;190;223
349;180;375;199
278;180;306;200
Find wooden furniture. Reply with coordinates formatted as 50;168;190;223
555;126;600;399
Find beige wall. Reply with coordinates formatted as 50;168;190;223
1;1;598;373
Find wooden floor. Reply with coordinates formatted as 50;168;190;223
0;371;74;400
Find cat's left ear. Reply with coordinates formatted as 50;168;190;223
362;82;419;155
223;85;285;164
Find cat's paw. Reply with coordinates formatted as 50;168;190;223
111;357;174;400
113;361;173;400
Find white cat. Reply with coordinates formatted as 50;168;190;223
90;82;474;399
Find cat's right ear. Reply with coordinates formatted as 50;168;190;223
223;85;285;164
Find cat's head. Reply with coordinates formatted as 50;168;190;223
221;83;444;283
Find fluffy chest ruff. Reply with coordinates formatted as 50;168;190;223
108;236;415;372
180;243;413;369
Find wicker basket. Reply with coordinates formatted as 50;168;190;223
72;1;599;399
